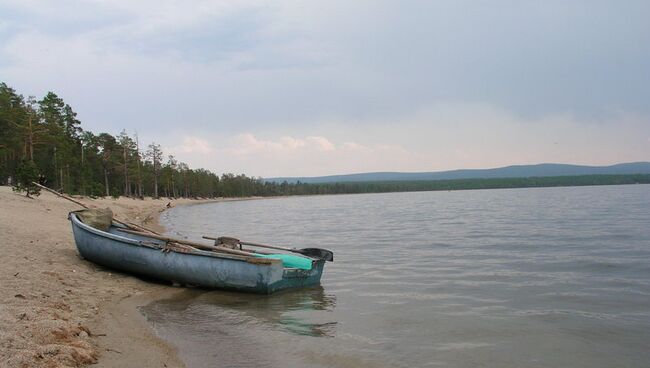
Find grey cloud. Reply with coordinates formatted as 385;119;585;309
1;0;648;153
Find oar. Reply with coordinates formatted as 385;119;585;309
202;236;334;261
116;228;261;258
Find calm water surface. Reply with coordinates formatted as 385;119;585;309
146;185;650;368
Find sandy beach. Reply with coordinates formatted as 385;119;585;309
0;186;226;368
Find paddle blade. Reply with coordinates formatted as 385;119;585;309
299;248;334;262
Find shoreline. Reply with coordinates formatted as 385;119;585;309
0;186;254;368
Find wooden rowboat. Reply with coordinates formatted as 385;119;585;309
68;212;327;294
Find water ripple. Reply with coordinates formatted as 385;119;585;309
150;185;650;368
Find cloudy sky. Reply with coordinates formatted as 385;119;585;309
1;0;649;177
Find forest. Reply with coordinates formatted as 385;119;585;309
2;82;648;199
0;82;279;198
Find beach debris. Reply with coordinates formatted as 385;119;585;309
14;293;25;299
40;346;60;356
50;301;72;312
70;346;99;364
78;325;91;334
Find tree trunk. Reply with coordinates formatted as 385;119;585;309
66;165;70;193
81;147;85;195
171;174;176;198
104;168;110;197
27;115;34;161
153;172;158;198
138;174;143;198
53;146;58;189
123;145;129;197
135;133;143;198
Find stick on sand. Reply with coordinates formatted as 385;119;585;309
31;182;160;235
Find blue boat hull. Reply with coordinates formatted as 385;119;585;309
69;213;325;294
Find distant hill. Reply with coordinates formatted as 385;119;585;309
265;162;650;184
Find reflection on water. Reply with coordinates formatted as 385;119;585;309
149;287;337;337
142;287;341;367
151;185;650;368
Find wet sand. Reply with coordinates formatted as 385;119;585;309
0;186;245;368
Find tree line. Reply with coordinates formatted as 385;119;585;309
277;174;650;195
0;82;287;198
2;81;648;199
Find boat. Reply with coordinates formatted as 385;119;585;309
68;211;329;294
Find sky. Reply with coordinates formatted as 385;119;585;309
1;0;649;177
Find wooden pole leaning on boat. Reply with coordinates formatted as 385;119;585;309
32;181;88;208
31;181;161;235
116;228;259;258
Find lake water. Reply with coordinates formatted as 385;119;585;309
146;185;650;368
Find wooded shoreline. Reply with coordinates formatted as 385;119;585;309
3;82;650;201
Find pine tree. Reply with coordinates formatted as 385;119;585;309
13;158;40;197
146;143;163;198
